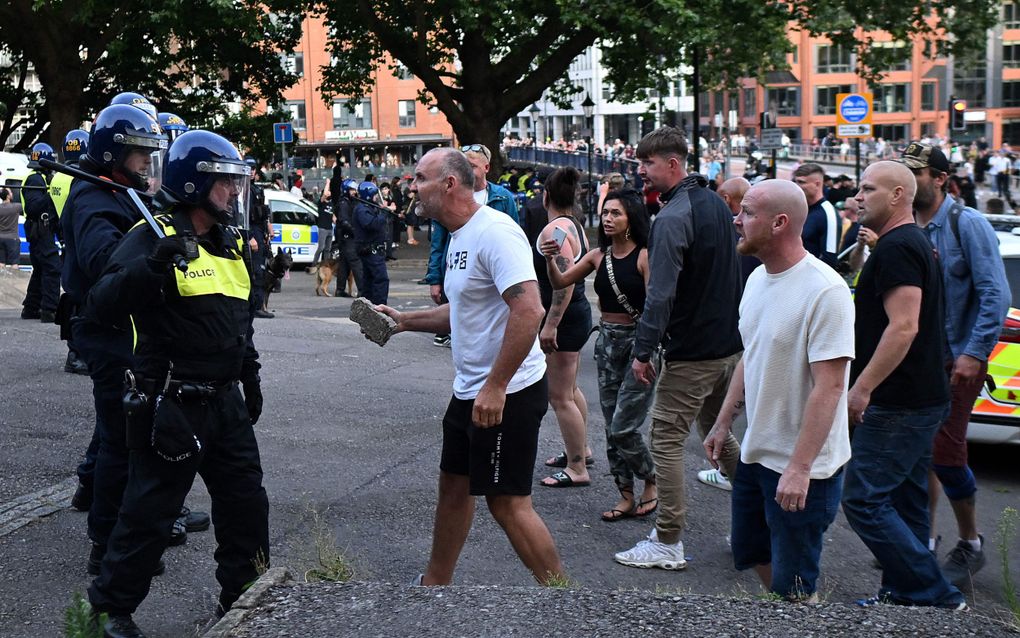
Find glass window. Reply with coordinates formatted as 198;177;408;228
1006;2;1020;29
872;124;910;143
398;100;416;128
285;100;306;129
602;82;613;101
282;52;304;77
393;63;414;80
872;41;910;71
1005;82;1020;108
742;88;756;116
1005;42;1020;69
765;87;800;116
332;99;372;129
816;44;851;73
815;85;853;115
269;200;316;225
872;83;910;113
699;92;710;116
954;65;987;107
921;82;936;111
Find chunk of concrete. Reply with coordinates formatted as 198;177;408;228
349;297;397;346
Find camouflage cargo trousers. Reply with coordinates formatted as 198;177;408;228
593;321;657;491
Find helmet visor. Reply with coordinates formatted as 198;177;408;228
146;149;165;195
200;161;252;226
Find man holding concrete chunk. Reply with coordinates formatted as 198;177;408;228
365;147;564;585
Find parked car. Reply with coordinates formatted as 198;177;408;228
263;188;321;266
967;221;1020;445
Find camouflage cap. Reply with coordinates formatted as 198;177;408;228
899;142;951;173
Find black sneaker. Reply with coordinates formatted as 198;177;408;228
103;614;147;638
20;308;40;320
179;506;210;533
942;535;985;588
65;351;90;375
40;310;56;323
254;309;275;319
71;482;92;512
168;518;187;547
87;544;165;576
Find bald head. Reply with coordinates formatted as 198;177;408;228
718;177;750;215
745;179;808;232
421;147;475;193
856;160;916;232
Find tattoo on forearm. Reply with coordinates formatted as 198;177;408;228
504;284;525;299
554;255;569;273
551;290;566;308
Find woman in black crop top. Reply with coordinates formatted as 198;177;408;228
540;190;659;522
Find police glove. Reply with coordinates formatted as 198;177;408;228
242;375;263;425
147;236;190;273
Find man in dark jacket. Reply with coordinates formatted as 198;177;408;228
614;126;743;571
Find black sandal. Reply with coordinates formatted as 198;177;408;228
601;486;637;522
544;451;595;469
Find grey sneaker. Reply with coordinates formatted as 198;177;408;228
941;535;985;588
409;573;423;586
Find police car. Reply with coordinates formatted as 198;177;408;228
263;188;321;266
968;222;1020;445
1;153;31;265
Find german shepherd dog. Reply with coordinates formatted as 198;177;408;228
263;247;294;310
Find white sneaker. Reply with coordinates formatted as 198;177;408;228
697;468;732;492
614;529;687;570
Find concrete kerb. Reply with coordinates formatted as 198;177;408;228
202;567;293;638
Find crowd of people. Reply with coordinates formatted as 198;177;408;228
13;96;1010;633
368;128;1008;612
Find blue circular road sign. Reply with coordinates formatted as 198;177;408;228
839;95;869;123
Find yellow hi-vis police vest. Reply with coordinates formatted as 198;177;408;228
48;172;73;218
19;170;49;211
147;214;250;301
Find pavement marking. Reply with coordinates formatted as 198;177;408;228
0;477;76;538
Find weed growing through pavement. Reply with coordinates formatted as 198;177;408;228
64;592;104;638
542;572;579;589
998;506;1020;629
303;506;355;583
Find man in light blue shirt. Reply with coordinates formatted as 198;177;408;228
900;142;1010;588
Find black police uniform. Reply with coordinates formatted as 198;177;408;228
332;197;363;296
85;211;268;615
353;201;388;304
61;174;141;547
20;170;61;318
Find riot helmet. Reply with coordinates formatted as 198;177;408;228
87;104;169;193
161;130;251;226
342;178;358;193
28;143;55;169
158;112;189;142
63;129;90;164
357;181;379;202
109;92;159;120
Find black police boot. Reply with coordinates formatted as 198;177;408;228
65;351;90;375
180;506;210;533
167;518;187;547
87;543;166;577
40;310;56;323
20;307;40;320
103;614;147;638
71;481;92;512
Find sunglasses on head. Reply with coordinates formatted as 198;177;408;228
461;144;490;159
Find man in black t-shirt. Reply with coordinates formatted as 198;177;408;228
840;161;966;610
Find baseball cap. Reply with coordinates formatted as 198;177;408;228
899;142;951;173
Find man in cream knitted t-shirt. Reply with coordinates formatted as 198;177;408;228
705;179;854;601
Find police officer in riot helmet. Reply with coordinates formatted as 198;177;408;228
158;112;190;142
84;130;268;638
332;178;364;297
58;129;92;375
353;180;389;304
62;104;209;571
108;91;159;120
20;143;61;323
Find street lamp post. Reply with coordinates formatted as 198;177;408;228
528;103;541;163
581;93;595;226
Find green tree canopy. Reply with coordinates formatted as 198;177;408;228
316;0;997;173
0;0;305;151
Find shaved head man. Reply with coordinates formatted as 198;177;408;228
841;160;967;609
706;176;854;601
718;177;751;216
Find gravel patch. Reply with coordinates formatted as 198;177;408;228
228;581;1019;637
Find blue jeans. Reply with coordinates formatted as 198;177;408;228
842;403;964;607
731;461;842;598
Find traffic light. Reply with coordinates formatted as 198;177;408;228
951;99;967;131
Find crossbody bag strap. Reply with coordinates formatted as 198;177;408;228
603;248;641;320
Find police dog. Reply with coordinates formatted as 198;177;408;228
314;249;339;297
263;247;294;310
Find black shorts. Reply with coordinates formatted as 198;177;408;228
546;300;592;353
439;375;548;496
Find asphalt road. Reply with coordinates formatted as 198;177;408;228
0;260;1018;637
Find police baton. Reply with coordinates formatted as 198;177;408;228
344;193;402;217
39;158;188;272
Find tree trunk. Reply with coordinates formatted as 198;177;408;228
450;101;507;180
